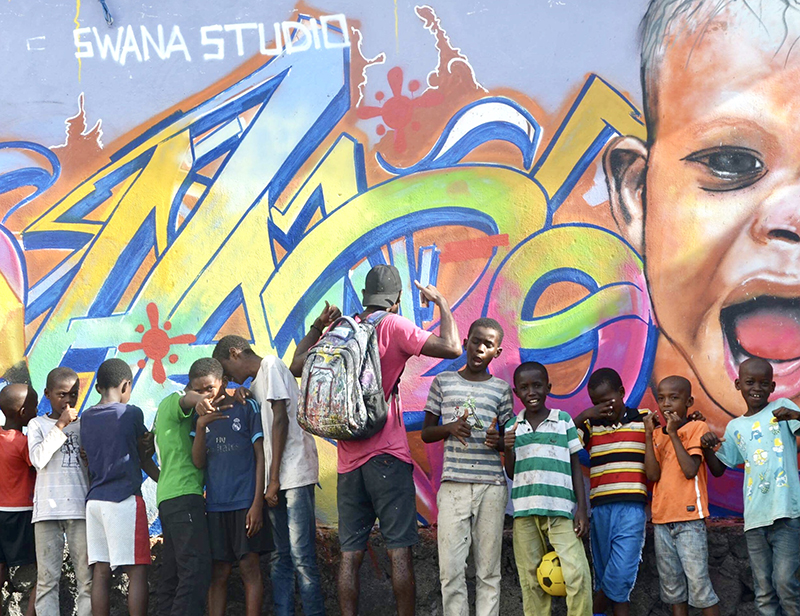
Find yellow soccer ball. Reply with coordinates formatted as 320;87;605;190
537;551;567;596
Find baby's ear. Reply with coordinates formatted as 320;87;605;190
603;135;648;253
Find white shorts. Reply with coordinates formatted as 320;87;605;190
86;495;150;569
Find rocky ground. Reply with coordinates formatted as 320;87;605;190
2;520;758;615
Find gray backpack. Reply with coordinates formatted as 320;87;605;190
297;312;389;440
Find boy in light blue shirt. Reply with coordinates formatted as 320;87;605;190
702;358;800;615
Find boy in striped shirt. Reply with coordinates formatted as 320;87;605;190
504;362;591;616
422;318;514;616
574;368;648;616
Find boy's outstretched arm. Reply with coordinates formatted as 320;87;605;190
643;410;662;482
247;438;265;538
416;282;462;359
139;432;160;481
700;432;727;478
570;452;589;538
265;399;289;507
289;302;341;377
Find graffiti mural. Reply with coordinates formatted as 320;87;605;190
0;0;795;525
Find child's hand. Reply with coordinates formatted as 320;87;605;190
773;407;800;422
195;393;232;416
197;410;228;428
233;387;251;405
700;432;723;450
265;479;280;508
642;411;660;434
664;410;682;435
503;422;517;450
80;447;88;467
56;405;78;429
448;410;472;446
245;502;263;538
573;505;589;538
483;418;499;449
687;410;706;422
583;400;615;422
139;431;155;458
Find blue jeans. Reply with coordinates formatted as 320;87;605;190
268;484;326;616
653;520;718;608
745;517;800;616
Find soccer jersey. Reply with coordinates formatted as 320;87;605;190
192;399;263;512
81;403;147;503
716;398;800;531
577;407;648;506
506;409;582;518
424;371;514;485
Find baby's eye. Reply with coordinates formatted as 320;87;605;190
684;147;766;191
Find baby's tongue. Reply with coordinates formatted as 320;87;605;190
735;308;800;361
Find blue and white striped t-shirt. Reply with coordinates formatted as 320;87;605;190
424;371;514;485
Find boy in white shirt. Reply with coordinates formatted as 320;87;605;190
27;367;92;616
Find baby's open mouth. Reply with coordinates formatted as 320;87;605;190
720;296;800;397
721;296;800;364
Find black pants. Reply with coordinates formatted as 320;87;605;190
155;494;212;616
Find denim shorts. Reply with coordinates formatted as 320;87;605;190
590;501;646;603
654;520;719;608
337;453;418;552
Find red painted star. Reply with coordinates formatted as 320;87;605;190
118;302;196;384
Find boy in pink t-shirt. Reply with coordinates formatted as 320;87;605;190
291;264;462;616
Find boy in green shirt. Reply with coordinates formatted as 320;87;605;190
152;358;230;616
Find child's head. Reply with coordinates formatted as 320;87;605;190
587;368;626;420
463;317;504;374
45;367;79;417
513;362;551;413
606;0;800;420
656;376;693;419
362;264;402;313
187;358;224;400
212;335;258;385
735;357;775;412
95;358;133;403
0;383;39;428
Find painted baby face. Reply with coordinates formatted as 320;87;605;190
639;4;800;417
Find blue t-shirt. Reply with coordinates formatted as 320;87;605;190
80;402;147;503
191;399;263;512
717;398;800;531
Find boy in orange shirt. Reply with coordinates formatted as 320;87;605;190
643;376;721;616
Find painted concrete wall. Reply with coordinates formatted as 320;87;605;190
1;0;795;526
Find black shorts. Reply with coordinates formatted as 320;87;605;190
0;510;35;567
207;508;272;563
337;453;419;552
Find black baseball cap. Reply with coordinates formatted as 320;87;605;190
362;264;402;308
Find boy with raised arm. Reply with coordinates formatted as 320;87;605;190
190;358;270;616
421;317;513;616
643;376;720;616
28;367;92;616
701;358;800;615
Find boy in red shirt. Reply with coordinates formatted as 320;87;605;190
0;382;39;616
